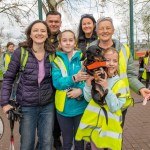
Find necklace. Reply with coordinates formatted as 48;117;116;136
32;47;37;53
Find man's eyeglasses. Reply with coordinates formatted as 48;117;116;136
81;14;93;18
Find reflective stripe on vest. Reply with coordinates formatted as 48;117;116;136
4;53;11;70
96;128;122;139
86;105;122;122
112;79;133;108
119;44;130;94
54;57;68;77
53;56;68;112
118;44;133;107
75;99;122;149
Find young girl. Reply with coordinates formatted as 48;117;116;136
52;30;88;150
76;47;131;150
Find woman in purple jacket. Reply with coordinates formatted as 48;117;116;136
0;20;55;150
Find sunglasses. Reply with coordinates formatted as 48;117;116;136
97;17;113;23
81;14;93;18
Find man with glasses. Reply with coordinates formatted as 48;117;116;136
82;17;150;150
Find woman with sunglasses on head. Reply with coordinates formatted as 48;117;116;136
77;14;98;52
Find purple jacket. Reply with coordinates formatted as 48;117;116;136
0;47;54;107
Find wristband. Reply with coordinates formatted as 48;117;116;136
73;75;76;82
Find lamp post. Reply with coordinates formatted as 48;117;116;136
38;0;43;20
130;0;134;57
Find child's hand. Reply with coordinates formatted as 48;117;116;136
67;88;82;99
96;78;108;89
95;72;108;89
74;67;88;82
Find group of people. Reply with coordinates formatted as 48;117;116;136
0;10;150;150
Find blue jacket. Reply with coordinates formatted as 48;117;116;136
0;47;54;107
52;51;88;117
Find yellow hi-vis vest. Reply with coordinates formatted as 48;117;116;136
54;53;83;112
4;53;11;71
75;79;129;150
53;56;68;112
118;44;133;108
142;57;149;80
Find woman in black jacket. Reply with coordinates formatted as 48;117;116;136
77;14;98;52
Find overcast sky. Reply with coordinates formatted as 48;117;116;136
0;0;148;47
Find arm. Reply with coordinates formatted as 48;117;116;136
0;48;21;107
84;83;92;102
105;89;126;113
127;51;150;99
83;75;94;102
127;51;145;93
52;62;74;90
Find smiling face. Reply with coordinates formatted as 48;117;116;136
97;20;114;42
30;22;48;45
82;18;95;37
104;50;118;77
59;31;76;54
46;14;61;34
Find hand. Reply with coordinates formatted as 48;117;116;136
95;77;108;89
94;71;108;89
67;88;82;99
2;104;13;117
140;88;150;101
74;67;88;82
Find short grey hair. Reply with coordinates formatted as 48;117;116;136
96;17;114;31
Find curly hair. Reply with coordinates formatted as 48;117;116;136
19;20;55;54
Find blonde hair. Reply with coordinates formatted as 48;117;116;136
57;30;78;51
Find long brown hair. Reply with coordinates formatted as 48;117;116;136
19;20;55;54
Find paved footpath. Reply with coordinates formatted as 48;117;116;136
0;61;150;150
122;90;150;150
0;90;150;150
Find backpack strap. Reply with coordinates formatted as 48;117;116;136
15;47;28;85
49;53;55;62
20;47;28;71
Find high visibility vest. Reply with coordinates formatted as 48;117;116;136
76;79;129;150
118;44;134;107
142;57;149;80
4;53;11;71
54;53;82;112
53;56;68;112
